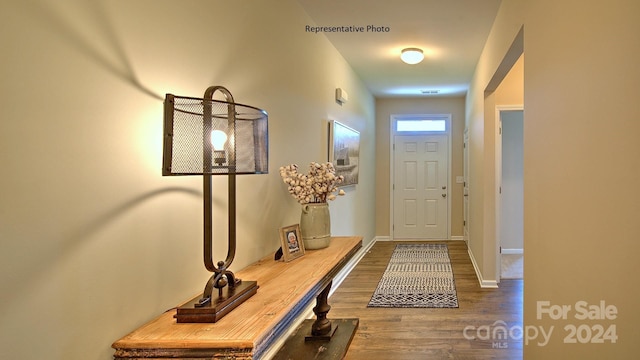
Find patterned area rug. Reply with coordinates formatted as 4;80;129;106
367;244;459;308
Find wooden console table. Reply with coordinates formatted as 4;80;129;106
112;236;362;359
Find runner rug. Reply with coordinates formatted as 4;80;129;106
367;244;459;308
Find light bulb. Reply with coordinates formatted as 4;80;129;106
210;130;228;150
211;130;228;166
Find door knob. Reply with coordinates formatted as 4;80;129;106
442;194;447;198
442;186;447;190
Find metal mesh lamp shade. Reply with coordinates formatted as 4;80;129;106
162;86;268;323
163;93;268;176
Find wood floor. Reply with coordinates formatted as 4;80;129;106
327;241;523;360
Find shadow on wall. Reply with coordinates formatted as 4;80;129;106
16;0;163;100
3;186;202;309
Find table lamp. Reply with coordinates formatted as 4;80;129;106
162;85;268;322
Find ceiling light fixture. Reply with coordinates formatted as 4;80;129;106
400;48;424;64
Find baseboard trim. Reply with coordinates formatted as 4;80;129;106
501;248;523;255
381;236;465;241
467;247;499;288
330;237;376;292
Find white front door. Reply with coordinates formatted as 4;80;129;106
393;134;448;239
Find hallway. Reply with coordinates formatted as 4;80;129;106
329;240;523;359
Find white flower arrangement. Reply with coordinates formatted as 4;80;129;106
279;162;346;204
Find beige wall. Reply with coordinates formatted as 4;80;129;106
0;0;375;358
495;55;524;105
468;0;640;357
375;97;466;238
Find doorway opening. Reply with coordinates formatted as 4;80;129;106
463;129;469;245
496;107;524;280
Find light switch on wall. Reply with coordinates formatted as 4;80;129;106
456;176;464;184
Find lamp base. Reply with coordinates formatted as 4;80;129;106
175;281;259;323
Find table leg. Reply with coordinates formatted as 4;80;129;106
311;280;334;337
273;279;359;358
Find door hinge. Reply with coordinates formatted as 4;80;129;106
499;127;502;135
463;220;466;226
500;246;502;254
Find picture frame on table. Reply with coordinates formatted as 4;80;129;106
279;224;305;262
328;120;360;186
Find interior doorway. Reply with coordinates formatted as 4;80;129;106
463;129;469;245
496;107;524;280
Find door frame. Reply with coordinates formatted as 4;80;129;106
463;128;469;245
389;114;452;240
495;105;524;282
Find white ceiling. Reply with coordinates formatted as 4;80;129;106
296;0;502;98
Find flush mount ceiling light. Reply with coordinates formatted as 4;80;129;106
400;47;424;65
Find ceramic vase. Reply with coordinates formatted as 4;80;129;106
300;202;331;249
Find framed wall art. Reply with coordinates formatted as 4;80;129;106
279;224;305;262
329;120;360;186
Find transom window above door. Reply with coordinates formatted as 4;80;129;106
394;115;450;134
